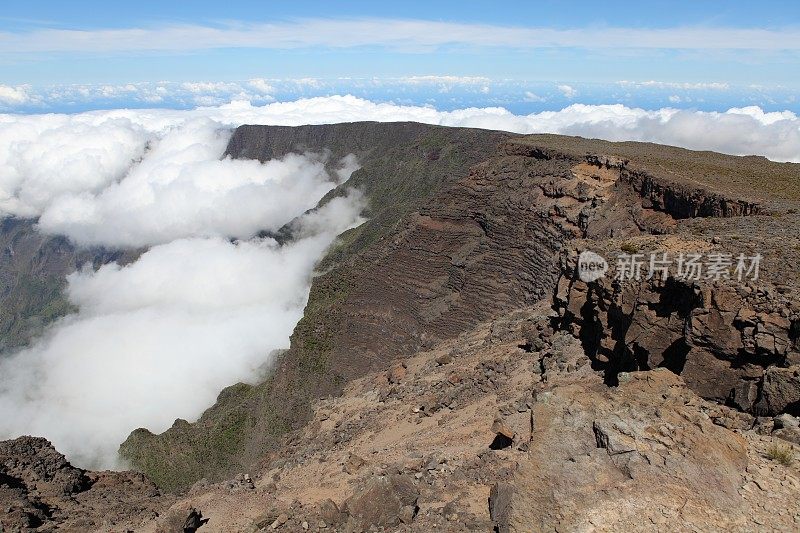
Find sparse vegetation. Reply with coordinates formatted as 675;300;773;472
620;242;640;254
766;443;794;466
155;510;186;533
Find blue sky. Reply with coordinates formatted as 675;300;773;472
0;1;799;112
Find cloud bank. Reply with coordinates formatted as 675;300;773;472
4;79;796;119
0;104;364;467
0;195;363;467
0;114;359;247
61;95;796;162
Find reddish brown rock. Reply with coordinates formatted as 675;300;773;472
0;436;168;532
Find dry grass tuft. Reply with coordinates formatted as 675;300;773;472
766;443;794;466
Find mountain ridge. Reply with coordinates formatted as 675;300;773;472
121;123;800;492
2;122;799;531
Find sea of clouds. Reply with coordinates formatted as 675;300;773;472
0;94;798;469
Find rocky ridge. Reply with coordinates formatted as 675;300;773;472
135;303;800;532
2;125;800;531
0;436;168;531
121;126;800;493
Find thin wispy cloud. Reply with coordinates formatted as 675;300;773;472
1;19;800;54
618;80;731;90
5;78;793;116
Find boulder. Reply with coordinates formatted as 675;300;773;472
756;365;800;416
342;474;419;528
318;498;344;526
387;363;408;384
774;413;800;430
489;482;514;533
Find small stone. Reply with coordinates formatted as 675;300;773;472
399;505;416;524
435;353;453;365
491;418;515;440
343;454;366;475
270;513;288;529
387;363;407;384
425;457;440;470
774;413;800;430
301;520;309;530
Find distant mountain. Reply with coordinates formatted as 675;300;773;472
0;218;138;352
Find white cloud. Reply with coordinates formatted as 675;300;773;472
248;78;276;94
399;76;491;85
0;114;359;247
0;114;153;218
619;80;730;90
524;91;546;102
180;81;242;94
2;20;800;54
557;84;578;99
0;84;32;106
0;194;364;467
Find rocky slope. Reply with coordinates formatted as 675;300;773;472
10;302;798;531
120;304;800;532
2;124;800;531
120;125;800;494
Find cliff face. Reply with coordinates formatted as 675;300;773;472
119;125;800;494
120;123;515;491
554;248;799;414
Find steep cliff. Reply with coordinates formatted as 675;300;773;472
119;125;800;494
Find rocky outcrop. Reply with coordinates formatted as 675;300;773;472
499;369;763;532
0;436;168;531
553;246;800;415
620;166;761;218
143;304;800;532
341;474;419;529
758;365;800;415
